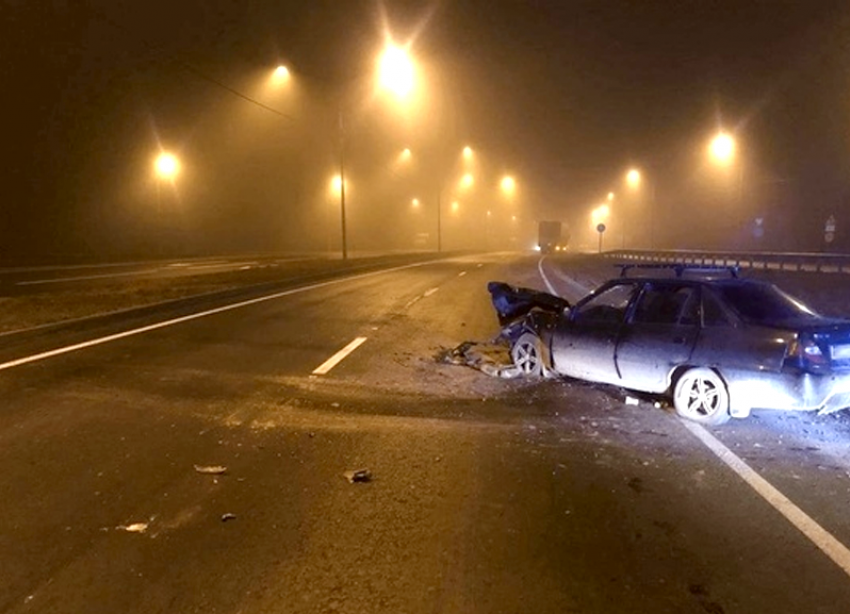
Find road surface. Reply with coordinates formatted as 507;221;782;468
2;253;850;613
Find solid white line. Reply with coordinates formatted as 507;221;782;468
537;257;560;295
312;337;368;375
682;421;850;579
0;260;437;373
17;269;165;286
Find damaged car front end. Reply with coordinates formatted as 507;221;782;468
487;281;569;377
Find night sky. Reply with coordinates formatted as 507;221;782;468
2;0;849;261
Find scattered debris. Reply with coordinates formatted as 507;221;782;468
441;340;533;379
221;513;237;522
117;523;148;533
194;465;228;475
625;396;640;406
344;468;373;483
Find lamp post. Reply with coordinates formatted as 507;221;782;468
153;151;180;255
333;43;415;260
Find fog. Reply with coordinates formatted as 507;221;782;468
2;1;849;263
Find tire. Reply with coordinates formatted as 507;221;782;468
673;368;731;425
511;332;546;377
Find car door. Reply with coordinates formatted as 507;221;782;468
551;281;639;385
615;282;700;393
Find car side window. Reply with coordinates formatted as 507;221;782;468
572;283;637;325
702;290;732;327
632;284;697;326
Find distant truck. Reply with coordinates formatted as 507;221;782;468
538;220;566;254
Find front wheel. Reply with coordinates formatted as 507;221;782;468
673;368;730;425
511;332;547;377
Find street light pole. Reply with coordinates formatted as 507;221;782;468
338;106;348;260
436;191;442;252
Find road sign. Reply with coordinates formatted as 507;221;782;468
826;215;836;233
596;223;606;234
826;215;837;243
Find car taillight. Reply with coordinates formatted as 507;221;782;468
786;334;829;371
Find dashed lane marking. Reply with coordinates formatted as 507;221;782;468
458;271;467;277
0;260;439;373
423;287;439;298
311;337;368;375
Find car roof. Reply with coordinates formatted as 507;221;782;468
615;276;769;288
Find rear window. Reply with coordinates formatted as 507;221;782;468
714;283;819;323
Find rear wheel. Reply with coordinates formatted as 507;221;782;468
673;368;730;425
511;332;546;377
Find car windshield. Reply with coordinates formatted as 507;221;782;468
714;283;819;323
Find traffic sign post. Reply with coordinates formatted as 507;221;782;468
597;223;606;253
825;214;836;245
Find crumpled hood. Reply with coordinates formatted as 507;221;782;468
487;281;570;326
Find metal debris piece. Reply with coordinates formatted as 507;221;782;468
118;523;148;533
344;468;373;483
221;513;237;522
194;465;228;475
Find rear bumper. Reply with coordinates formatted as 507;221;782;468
725;368;850;417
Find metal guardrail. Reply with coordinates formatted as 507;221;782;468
604;249;850;274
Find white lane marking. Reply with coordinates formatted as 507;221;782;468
0;260;439;373
423;287;439;298
311;337;368;375
18;262;263;285
682;421;850;579
537;257;560;295
537;257;591;301
458;271;466;277
17;269;165;286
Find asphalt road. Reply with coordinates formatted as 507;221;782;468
2;253;850;613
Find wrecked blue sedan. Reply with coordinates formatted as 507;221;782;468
488;268;850;425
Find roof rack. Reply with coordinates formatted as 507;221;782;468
616;263;740;279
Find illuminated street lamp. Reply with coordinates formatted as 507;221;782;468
607;191;615;202
154;152;180;181
274;65;290;82
330;174;346;194
152;151;180;255
460;173;474;189
626;168;641;188
377;43;415;99
333;42;418;260
463;146;473;160
411;197;420;208
500;175;516;195
709;132;736;166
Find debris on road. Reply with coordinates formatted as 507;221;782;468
344;468;373;483
194;465;228;475
221;513;237;522
441;340;528;379
625;396;640;406
117;522;148;533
